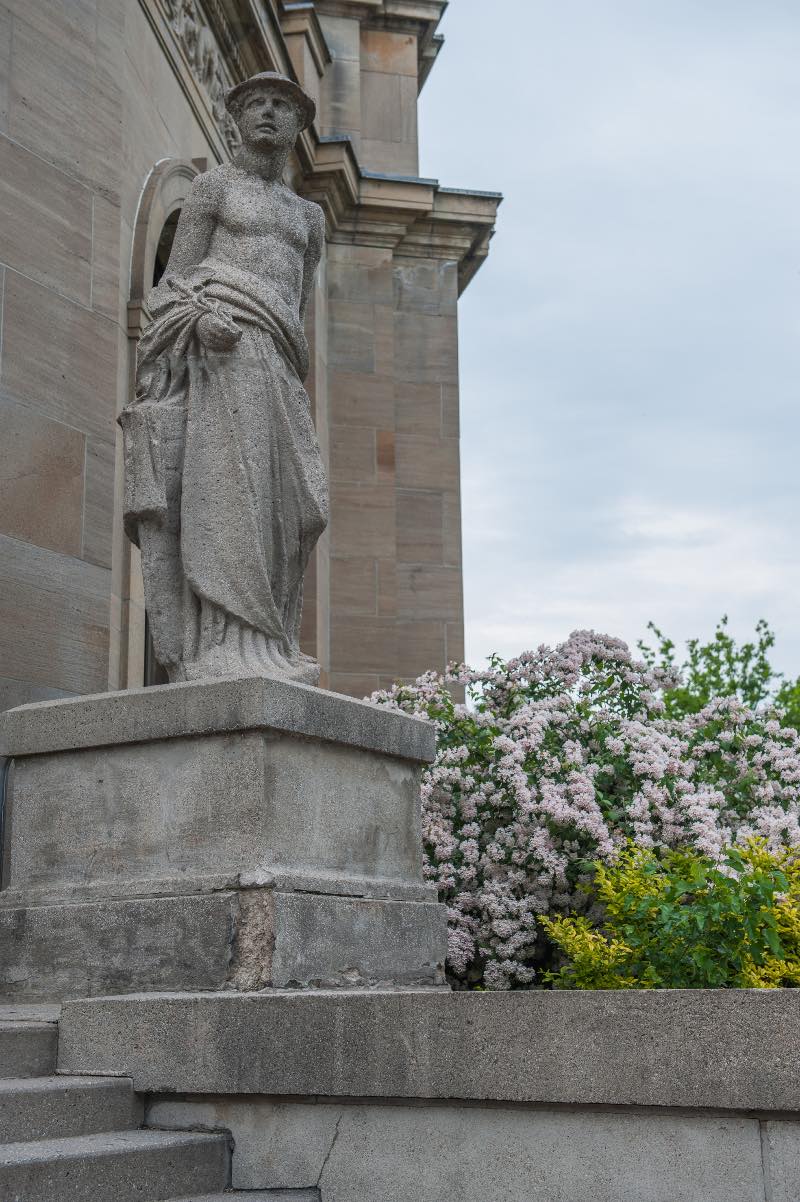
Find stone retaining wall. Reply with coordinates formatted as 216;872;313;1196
58;988;800;1201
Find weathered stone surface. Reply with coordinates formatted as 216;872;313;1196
123;72;328;686
270;891;445;988
0;674;434;762
146;1097;766;1201
0;893;241;1001
0;1129;228;1202
0;676;444;998
0;400;85;557
0;887;444;1000
59;989;800;1112
762;1120;800;1202
0;1019;57;1078
0;1075;141;1142
4;731;425;893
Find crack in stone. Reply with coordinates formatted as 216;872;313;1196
316;1110;344;1190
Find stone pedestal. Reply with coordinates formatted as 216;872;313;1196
0;677;446;1000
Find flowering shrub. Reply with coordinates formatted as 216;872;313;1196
370;631;800;990
541;840;800;989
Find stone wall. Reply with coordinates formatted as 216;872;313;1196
0;0;221;706
59;988;800;1201
0;1;126;707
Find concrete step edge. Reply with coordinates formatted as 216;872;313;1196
166;1194;320;1201
0;1074;134;1094
0;1127;228;1166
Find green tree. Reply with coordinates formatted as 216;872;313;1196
639;616;800;729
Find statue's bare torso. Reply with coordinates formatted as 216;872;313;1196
165;162;324;319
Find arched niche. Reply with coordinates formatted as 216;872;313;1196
128;157;202;339
118;158;202;689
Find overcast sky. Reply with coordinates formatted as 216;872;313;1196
418;0;800;676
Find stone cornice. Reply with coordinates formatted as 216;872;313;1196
298;143;500;292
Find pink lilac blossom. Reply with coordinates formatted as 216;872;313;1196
370;630;800;991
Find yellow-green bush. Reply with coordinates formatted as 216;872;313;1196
540;840;800;989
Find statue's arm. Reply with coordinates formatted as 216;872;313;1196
299;204;326;323
161;172;220;279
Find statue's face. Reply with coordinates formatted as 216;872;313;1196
236;87;303;151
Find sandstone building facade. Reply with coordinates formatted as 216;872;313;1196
0;0;498;704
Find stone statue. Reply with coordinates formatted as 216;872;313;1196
120;73;328;685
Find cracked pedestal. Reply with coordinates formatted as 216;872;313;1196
0;676;446;1000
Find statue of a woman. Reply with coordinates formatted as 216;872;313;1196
120;73;328;685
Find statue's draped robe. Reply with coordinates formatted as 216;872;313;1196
121;258;328;683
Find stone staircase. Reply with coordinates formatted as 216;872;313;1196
0;1005;306;1201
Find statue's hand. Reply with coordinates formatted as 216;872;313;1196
196;309;242;352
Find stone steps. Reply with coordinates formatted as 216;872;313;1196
0;1006;231;1201
0;1128;229;1201
0;1018;57;1077
0;1074;142;1141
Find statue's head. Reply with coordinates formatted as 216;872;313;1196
225;72;315;151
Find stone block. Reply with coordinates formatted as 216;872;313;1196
0;674;434;762
2;271;118;440
360;29;417;77
397;490;444;564
329;371;395;429
442;491;462;566
0;679;444;997
441;383;460;437
0;399;85;557
397;564;463;621
329;481;395;558
3;730;427;894
0;887;445;1000
331;556;377;617
328;299;375;373
395;381;443;435
377;557;397;617
320;54;361;141
327;257;393;305
330;616;398;676
330;424;376;483
329;672;381;699
90;194;122;322
8;7;122;197
361;70;405;144
0;132;93;304
360;137;418;177
145;1097;766;1201
0;1019;57;1078
394;312;458;386
318;14;359;62
395;620;446;680
0;679;71;711
59;989;800;1111
270;891;446;988
393;261;458;316
0;892;241;1001
82;435;116;568
395;434;460;492
0;532;110;696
